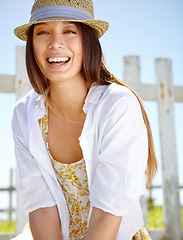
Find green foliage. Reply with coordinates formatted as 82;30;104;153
147;206;183;229
0;220;15;232
147;206;164;229
182;207;183;228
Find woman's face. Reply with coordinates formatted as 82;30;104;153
33;21;84;84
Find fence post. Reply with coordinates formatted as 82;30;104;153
123;56;141;93
156;59;181;240
9;169;13;221
15;46;31;234
16;46;32;100
123;56;148;224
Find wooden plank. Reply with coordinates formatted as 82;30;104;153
123;56;141;93
123;57;183;102
125;83;183;102
15;46;29;233
0;208;15;213
156;59;182;240
9;169;13;220
149;229;183;240
16;46;32;100
0;233;16;240
123;56;150;225
174;86;183;102
139;84;156;101
0;75;15;93
0;187;15;191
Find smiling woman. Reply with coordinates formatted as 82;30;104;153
11;0;157;240
32;22;83;85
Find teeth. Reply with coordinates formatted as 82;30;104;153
48;57;69;63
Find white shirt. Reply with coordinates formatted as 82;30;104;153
12;82;148;240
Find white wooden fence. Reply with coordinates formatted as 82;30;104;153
123;56;183;240
0;169;16;220
0;46;183;239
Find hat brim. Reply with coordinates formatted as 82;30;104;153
14;17;109;41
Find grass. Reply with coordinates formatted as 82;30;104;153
0;207;183;232
0;220;15;232
147;206;183;229
147;206;164;229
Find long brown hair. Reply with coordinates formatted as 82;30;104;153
26;22;157;187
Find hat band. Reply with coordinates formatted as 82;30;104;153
29;5;93;22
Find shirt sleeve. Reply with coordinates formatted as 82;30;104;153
89;91;148;217
12;104;56;215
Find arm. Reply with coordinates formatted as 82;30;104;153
29;206;62;240
12;102;59;238
86;90;149;238
84;207;122;240
89;93;148;217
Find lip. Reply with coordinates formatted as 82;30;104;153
46;55;71;68
47;57;70;63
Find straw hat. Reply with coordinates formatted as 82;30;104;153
14;0;109;41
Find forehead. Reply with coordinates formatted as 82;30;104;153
34;21;78;28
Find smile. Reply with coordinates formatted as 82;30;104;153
47;57;71;65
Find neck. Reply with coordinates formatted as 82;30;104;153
47;78;91;121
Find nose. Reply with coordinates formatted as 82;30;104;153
48;33;65;49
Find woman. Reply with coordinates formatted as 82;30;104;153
12;0;157;239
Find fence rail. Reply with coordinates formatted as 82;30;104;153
2;180;182;220
147;185;183;210
0;169;16;220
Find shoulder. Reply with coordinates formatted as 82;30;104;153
103;83;138;102
12;89;41;127
13;89;41;116
98;83;142;117
13;90;37;112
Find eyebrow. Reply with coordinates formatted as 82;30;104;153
34;21;75;27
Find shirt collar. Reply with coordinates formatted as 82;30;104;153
83;82;106;113
28;90;46;122
29;82;106;118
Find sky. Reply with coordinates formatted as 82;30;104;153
0;0;183;219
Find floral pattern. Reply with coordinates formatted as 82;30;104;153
133;226;152;240
40;102;90;239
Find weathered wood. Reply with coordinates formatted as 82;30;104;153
0;169;16;217
123;56;183;102
123;56;149;224
138;84;156;101
15;46;32;100
0;187;15;191
0;233;16;240
156;59;182;240
15;46;30;234
123;56;141;93
174;86;183;102
0;75;15;93
9;169;13;220
149;229;183;240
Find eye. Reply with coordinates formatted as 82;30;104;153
64;30;77;34
37;31;49;36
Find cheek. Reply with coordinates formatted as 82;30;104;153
75;39;83;61
33;40;44;67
